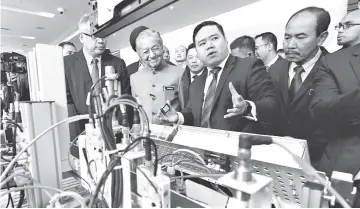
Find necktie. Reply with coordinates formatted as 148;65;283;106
191;75;198;83
91;58;100;93
289;65;304;101
200;67;221;128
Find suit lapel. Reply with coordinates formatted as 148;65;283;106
76;50;92;89
350;45;360;85
289;48;329;107
280;62;290;106
193;70;207;125
100;54;107;88
212;55;236;108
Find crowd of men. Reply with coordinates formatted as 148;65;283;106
62;6;360;180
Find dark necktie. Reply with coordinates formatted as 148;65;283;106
191;75;198;82
289;65;304;101
200;67;221;128
91;58;100;93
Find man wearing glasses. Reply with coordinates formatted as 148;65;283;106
254;32;282;71
310;9;360;178
64;14;131;157
336;10;360;48
268;7;330;168
130;28;183;124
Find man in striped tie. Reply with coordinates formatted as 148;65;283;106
159;21;278;134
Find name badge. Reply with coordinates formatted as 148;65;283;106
163;86;175;91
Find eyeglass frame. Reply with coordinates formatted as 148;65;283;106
335;22;360;31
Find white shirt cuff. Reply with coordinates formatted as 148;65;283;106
177;112;185;125
243;100;257;121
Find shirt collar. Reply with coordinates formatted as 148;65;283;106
290;48;322;73
83;50;101;66
267;55;279;67
190;69;205;78
207;54;229;74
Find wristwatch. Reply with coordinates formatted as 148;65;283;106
243;101;252;116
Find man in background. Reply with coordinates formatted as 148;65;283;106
336;9;360;48
174;45;187;68
230;35;256;58
255;32;282;70
58;41;77;57
178;43;207;110
130;29;183;124
163;45;176;65
310;9;360;177
127;26;149;75
277;49;286;58
64;14;131;157
268;7;330;167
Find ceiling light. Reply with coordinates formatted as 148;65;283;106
20;36;35;39
36;27;45;30
169;5;174;10
1;27;10;30
1;6;55;18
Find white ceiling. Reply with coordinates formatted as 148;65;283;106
0;0;91;54
0;0;259;54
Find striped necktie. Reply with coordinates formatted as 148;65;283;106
200;67;221;128
91;58;100;94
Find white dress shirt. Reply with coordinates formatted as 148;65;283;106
177;54;257;124
266;55;280;68
190;69;205;83
83;50;102;78
288;48;322;87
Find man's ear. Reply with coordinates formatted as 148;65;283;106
318;31;329;46
79;33;84;44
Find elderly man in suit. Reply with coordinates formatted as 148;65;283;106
64;14;131;156
160;21;278;133
310;9;360;177
130;28;183;125
178;43;207;110
268;7;330;167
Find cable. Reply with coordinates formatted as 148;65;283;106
88;156;121;208
170;174;224;180
16;190;25;208
2;119;23;132
0;114;89;182
159;153;200;164
48;191;87;208
0;185;64;198
272;140;351;208
137;167;162;208
170;149;206;166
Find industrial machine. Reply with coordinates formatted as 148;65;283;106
1;0;359;208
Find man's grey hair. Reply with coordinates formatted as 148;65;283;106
135;29;163;51
78;14;91;30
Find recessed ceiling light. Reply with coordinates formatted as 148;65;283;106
20;36;35;40
2;34;35;39
36;27;45;30
1;28;10;30
1;6;55;18
23;44;27;46
169;5;174;10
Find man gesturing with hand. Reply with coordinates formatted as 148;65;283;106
159;21;278;133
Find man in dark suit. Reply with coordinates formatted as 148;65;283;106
255;32;282;71
310;11;360;177
160;21;278;133
336;10;360;48
268;7;330;167
178;43;207;110
230;35;256;58
65;14;131;156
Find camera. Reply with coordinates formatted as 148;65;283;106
57;7;64;14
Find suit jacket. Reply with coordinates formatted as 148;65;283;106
65;49;131;115
178;67;208;110
268;47;329;166
182;55;278;133
310;43;360;176
127;61;140;76
130;62;184;124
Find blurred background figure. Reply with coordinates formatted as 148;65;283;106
255;32;282;70
336;9;360;49
277;48;286;58
163;45;176;65
58;41;77;57
230;35;256;58
174;45;187;68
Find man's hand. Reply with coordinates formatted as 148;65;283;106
224;82;247;119
157;100;179;124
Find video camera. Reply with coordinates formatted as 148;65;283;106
1;52;27;74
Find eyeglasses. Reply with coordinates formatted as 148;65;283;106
335;22;360;30
82;32;107;40
255;43;270;50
